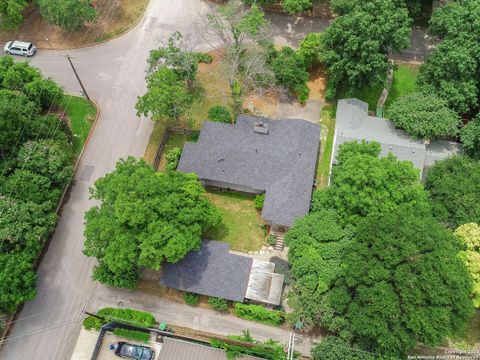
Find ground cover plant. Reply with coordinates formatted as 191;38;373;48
234;303;284;325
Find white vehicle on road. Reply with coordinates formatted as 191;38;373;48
4;40;37;57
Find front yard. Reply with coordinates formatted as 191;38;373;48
204;190;266;253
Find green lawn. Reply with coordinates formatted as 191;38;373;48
143;122;167;165
336;83;384;112
158;132;198;171
60;95;97;154
317;103;337;188
204;190;265;253
384;64;419;115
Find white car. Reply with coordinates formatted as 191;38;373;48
4;41;36;57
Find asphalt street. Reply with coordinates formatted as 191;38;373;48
0;2;432;359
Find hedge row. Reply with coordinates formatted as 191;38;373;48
234;303;284;326
82;307;157;329
210;338;286;360
113;328;150;343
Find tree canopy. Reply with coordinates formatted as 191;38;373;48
0;0;27;30
461;114;480;159
37;0;97;31
311;336;375;360
425;156;480;228
388;92;460;140
83;157;221;288
321;0;411;92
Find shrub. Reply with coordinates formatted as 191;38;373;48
208;105;232;124
270;256;292;286
195;53;213;64
234;303;284;325
298;32;322;69
183;292;199;306
211;336;286;360
96;307;156;327
83;315;102;331
254;194;265;210
267;234;276;246
208;297;229;311
165;147;182;171
113;328;150;343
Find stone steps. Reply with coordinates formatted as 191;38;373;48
274;234;285;251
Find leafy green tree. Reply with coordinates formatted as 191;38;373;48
83;157;221;288
311;336;375;360
428;0;480;40
461;114;480;159
282;0;313;14
312;140;428;224
3;170;59;206
148;31;199;91
320;207;473;357
321;0;411;92
136;67;190;123
285;210;353;328
388;92;460;140
455;223;480;308
208;105;232;124
271;46;310;102
425;156;480;228
298;33;322;69
38;0;97;31
0;0;27;30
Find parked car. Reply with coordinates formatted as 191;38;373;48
4;41;36;57
114;342;154;360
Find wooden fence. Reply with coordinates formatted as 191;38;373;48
153;127;199;170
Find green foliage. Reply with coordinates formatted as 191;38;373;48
311;336;375;360
208;297;229;311
96;307;156;327
455;223;480;308
113;328;150;343
38;0;97;31
208;105;232;124
425;156;480;228
298;33;322;69
281;0;313;14
271;47;309;102
285;210;352;327
83;316;102;331
0;0;27;29
183;292;199;306
270;256;292;286
136;67;190;122
3;170;60;207
165;147;182;171
266;234;276;246
461;115;480;159
312;140;427;225
254;193;265;210
83;157;221;288
211;336;286;360
234;303;284;325
195;53;213;64
321;0;411;91
388;92;460;140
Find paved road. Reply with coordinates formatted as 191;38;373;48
0;3;432;360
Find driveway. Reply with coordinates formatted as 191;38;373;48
0;2;432;360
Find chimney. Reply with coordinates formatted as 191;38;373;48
253;121;268;134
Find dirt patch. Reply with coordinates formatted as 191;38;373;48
243;91;279;118
0;0;149;49
307;65;327;101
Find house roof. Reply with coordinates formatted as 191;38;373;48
159;240;253;302
333;99;462;177
158;337;262;360
177;115;321;227
245;259;284;306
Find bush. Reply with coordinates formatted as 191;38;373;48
254;193;265;210
234;303;284;325
96;307;156;327
211;337;286;360
165;147;182;171
208;105;232;124
282;0;313;14
270;256;292;286
298;33;322;69
195;53;213;64
83;316;102;331
208;297;228;311
183;292;199;306
267;234;276;246
113;328;150;343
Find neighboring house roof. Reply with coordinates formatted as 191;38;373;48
333;99;462;177
159;240;252;302
177;115;321;227
158;337;262;360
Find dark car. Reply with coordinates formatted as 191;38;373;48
114;342;155;360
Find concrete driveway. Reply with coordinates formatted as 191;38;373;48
0;2;432;360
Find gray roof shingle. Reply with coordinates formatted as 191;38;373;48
178;115;320;227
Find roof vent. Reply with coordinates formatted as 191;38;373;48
254;121;268;134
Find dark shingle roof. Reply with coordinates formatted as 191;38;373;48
177;115;320;227
159;240;253;302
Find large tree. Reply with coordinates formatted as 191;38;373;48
0;0;27;30
388;92;460;140
312;141;428;224
425;156;480;228
321;0;411;92
83;157;221;288
461;114;480;159
311;336;375;360
37;0;97;31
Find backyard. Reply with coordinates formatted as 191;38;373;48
157;132;198;171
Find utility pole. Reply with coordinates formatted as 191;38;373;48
63;54;93;105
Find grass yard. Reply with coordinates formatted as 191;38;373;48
158;132;198;171
384;64;419;116
316;103;337;188
143;122;167;165
204;190;265;253
336;83;384;112
60;95;97;155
